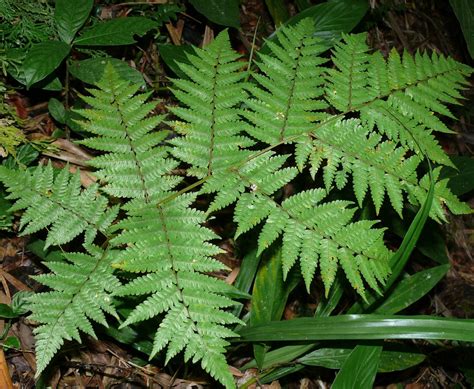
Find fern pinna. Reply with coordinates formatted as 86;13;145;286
0;18;471;388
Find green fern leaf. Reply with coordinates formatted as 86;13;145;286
204;152;391;296
168;31;253;179
0;163;117;247
325;33;372;111
243;18;328;144
76;65;180;206
28;245;119;376
112;193;241;388
298;118;467;219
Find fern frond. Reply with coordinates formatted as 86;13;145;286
0;163;118;247
76;65;180;207
243;18;328;144
112;193;241;388
325;33;372;111
28;245;119;376
168;31;253;179
326;35;472;166
75;65;242;387
203;152;391;296
296;118;464;219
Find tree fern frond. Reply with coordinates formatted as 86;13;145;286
204;152;391;296
327;33;471;166
243;18;328;144
168;31;253;179
0;164;117;247
325;33;372;112
28;245;119;376
111;193;241;387
297;119;468;220
76;65;180;206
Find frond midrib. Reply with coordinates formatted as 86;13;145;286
156;205;207;348
206;53;219;176
278;42;304;142
113;93;152;204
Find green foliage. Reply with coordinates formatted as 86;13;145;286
449;0;474;59
0;0;56;49
168;32;253;178
0;164;118;247
0;18;471;388
2;0;157;89
189;0;241;28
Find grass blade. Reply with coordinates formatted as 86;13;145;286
238;315;474;342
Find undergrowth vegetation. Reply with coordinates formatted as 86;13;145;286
0;3;473;388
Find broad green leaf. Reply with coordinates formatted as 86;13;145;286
298;347;425;373
374;265;449;314
74;17;157;46
2;336;21;350
48;98;67;124
265;0;290;26
55;0;93;44
69;58;145;85
239;315;474;342
441;156;474;196
189;0;240;28
262;0;368;55
449;0;474;58
332;345;382;389
0;304;17;319
250;248;299;368
23;41;70;88
158;44;195;78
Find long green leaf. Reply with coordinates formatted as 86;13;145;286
374;264;449;314
332;345;382;389
449;0;474;58
242;273;345;371
250;247;299;368
232;248;260;317
239;315;474;342
297;346;425;373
